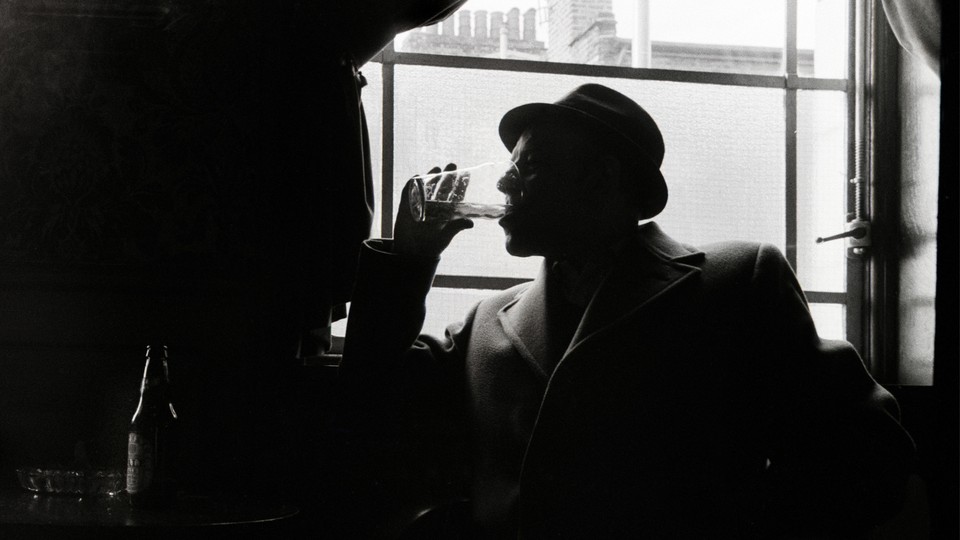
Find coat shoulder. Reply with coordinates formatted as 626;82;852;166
696;239;761;276
687;240;798;298
695;240;790;276
475;281;530;313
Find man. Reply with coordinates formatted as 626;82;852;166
340;84;914;538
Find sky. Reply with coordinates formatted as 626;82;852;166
403;0;834;48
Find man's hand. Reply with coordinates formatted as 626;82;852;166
393;163;474;258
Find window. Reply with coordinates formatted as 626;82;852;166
336;0;936;384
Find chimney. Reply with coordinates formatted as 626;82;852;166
506;8;521;41
547;0;615;62
442;14;455;36
523;8;537;42
500;26;508;58
458;10;472;38
490;11;504;41
595;11;617;36
632;0;651;68
475;10;489;39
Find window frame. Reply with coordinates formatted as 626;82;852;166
367;0;874;368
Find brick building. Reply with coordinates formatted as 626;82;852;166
401;7;547;60
401;0;814;74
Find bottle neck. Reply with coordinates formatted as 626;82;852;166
132;355;175;421
140;356;170;392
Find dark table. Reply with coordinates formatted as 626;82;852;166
0;488;301;539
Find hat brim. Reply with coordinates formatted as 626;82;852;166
499;102;667;220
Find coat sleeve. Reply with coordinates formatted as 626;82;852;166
339;238;475;393
747;244;915;537
337;238;476;504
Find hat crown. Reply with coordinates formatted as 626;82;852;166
498;83;669;219
554;84;664;165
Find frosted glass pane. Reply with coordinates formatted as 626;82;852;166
331;304;349;337
438;218;544;279
797;0;849;78
393;65;787;277
797;90;846;292
645;0;785;75
397;0;787;76
424;288;494;338
652;83;785;250
360;62;384;238
808;303;845;341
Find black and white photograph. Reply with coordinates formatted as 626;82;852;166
0;1;954;538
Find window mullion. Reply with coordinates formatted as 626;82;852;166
381;41;397;238
845;0;867;358
392;50;847;90
785;0;799;79
784;0;799;270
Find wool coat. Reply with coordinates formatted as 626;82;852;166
340;223;913;539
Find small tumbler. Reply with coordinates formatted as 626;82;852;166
406;160;520;222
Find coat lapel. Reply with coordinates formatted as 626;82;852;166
498;223;704;376
497;264;553;379
567;223;703;354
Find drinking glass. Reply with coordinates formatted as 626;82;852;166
406;160;519;222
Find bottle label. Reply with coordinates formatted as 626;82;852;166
126;431;154;494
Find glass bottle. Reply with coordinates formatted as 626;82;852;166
126;345;178;508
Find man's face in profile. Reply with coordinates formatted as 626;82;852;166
498;119;605;259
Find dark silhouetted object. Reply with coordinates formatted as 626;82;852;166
126;345;178;509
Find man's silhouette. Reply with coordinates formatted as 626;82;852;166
341;84;914;538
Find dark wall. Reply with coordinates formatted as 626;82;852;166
0;0;371;509
931;1;958;537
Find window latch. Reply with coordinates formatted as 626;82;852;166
816;153;871;257
815;218;871;255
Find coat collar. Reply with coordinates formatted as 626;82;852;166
498;223;703;376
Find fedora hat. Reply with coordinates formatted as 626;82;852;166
498;83;668;219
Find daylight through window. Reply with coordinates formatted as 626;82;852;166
339;0;862;360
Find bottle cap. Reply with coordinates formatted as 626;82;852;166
145;345;169;358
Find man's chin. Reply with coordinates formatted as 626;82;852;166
503;233;537;258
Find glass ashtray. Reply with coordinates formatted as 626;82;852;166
16;467;124;496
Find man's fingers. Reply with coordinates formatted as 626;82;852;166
437;218;474;248
433;163;458;201
424;166;442;200
398;177;425;223
450;172;470;202
444;218;474;234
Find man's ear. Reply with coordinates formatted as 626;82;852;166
597;154;624;195
598;154;643;221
